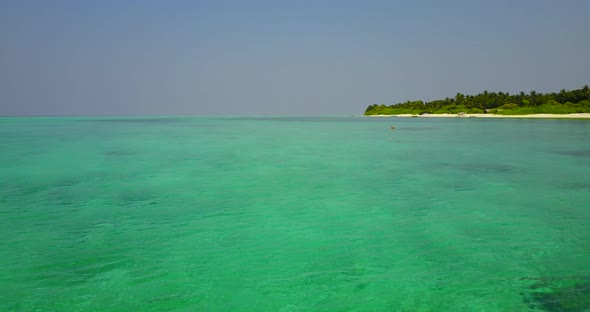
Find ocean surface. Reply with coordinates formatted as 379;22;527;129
1;116;589;311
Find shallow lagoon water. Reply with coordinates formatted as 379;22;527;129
1;116;590;311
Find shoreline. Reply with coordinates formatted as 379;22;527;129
366;113;590;119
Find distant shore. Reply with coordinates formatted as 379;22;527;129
366;113;590;119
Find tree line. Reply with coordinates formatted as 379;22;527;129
364;85;590;115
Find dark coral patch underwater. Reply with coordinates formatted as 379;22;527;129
521;276;590;311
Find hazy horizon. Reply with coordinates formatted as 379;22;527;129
1;0;589;116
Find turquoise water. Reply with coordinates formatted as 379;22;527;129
1;116;590;311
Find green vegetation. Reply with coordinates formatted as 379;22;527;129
364;85;590;115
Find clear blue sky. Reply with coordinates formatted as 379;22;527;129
1;0;589;116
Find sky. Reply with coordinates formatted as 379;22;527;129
1;0;589;116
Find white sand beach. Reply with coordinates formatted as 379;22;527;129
369;113;590;119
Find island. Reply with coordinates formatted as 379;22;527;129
364;85;590;118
